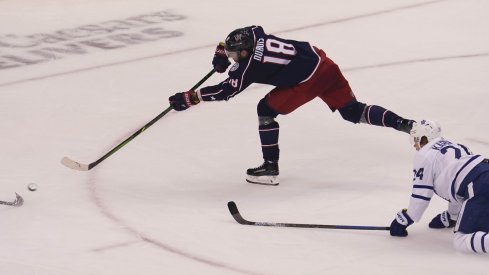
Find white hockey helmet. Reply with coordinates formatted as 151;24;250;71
409;119;441;146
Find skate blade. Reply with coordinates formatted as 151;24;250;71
246;175;279;186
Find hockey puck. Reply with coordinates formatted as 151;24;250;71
28;183;38;191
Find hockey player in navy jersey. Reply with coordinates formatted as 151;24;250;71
389;120;489;254
169;25;415;185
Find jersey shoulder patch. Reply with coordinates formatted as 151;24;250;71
229;63;239;72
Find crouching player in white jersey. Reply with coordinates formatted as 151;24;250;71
389;120;489;254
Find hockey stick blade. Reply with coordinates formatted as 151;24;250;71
228;201;254;225
61;156;89;171
0;193;24;207
227;201;390;231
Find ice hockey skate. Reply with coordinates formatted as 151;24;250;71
397;118;416;133
246;160;279;186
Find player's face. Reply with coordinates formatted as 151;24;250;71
225;49;239;62
414;143;422;151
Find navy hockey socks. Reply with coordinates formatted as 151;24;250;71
363;105;402;130
259;121;280;162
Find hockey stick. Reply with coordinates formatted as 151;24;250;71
0;193;24;207
228;201;390;231
62;68;217;171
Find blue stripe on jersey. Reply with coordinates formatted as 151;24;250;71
482;233;488;253
450;155;481;201
458;143;471;155
411;194;431;201
413;185;434;190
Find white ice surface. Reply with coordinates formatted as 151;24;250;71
1;0;488;274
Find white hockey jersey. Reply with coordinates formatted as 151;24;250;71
406;137;485;222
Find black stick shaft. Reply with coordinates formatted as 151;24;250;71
86;68;216;170
227;201;390;231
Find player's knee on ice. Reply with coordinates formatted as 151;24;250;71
453;232;489;254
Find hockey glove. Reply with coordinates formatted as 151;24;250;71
429;211;457;229
169;90;200;111
212;43;230;73
390;209;414;237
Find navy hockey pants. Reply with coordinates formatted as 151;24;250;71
456;170;489;233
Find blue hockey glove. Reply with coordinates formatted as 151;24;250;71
212;43;230;73
390;209;414;237
429;211;457;229
169;90;200;111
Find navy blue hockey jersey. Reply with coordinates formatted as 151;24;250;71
198;26;321;101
